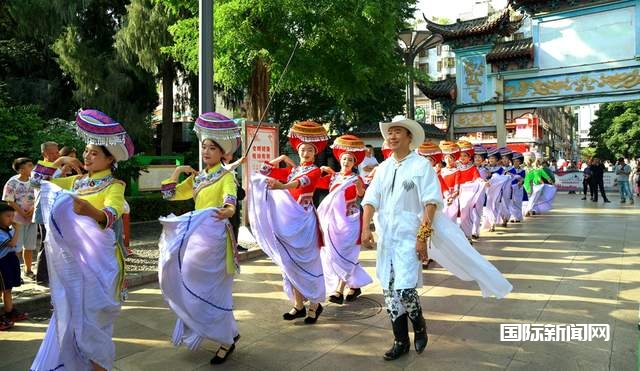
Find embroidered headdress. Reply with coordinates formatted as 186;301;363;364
512;152;524;161
288;120;329;153
75;109;134;162
439;140;460;161
416;140;443;164
473;144;487;159
194;112;242;155
487;147;501;159
457;140;475;156
499;146;513;159
331;134;366;166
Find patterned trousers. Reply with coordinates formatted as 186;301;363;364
382;265;423;322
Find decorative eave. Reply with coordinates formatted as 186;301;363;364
424;7;523;49
417;77;457;101
508;0;618;15
421;123;447;139
486;37;533;62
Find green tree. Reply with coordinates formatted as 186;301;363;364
160;0;415;124
589;101;640;159
115;0;179;154
52;0;158;153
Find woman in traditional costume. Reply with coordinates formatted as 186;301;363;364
248;121;328;324
30;109;133;371
416;141;446;194
482;148;511;232
498;147;515;227
158;112;241;365
471;145;489;239
508;152;527;222
438;141;461;223
316;135;372;304
456;141;484;241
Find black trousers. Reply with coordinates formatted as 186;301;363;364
590;178;608;201
35;224;49;283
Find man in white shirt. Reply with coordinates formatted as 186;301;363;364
361;116;442;361
358;145;378;184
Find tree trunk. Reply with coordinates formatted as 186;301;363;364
160;59;175;154
247;57;269;121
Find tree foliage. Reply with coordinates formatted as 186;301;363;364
589;101;640;160
159;0;415;125
115;0;180;154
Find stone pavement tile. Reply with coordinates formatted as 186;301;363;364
113;346;215;371
299;326;412;371
405;332;516;371
0;321;48;370
465;295;548;323
609;322;637;371
508;340;611;371
113;316;176;360
230;324;352;371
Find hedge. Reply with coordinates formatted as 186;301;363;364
126;192;194;222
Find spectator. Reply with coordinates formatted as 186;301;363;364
0;202;28;329
589;158;610;203
33;141;60;285
582;159;593;200
614;157;633;203
2;158;37;279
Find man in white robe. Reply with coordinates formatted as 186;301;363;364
361;116;443;361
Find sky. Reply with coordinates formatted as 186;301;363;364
417;0;509;22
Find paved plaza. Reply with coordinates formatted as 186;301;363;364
1;194;638;370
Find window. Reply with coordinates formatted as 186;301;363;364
419;63;429;72
513;32;524;40
419;49;428;58
445;57;455;68
437;44;442;56
437;61;442;72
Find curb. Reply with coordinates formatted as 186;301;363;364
15;248;267;315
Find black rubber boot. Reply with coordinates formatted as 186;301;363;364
410;314;428;354
383;313;410;361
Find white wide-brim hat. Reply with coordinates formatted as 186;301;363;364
379;115;425;150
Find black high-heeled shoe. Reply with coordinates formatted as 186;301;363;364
304;304;323;324
329;292;344;304
283;306;306;320
210;343;235;364
345;288;361;302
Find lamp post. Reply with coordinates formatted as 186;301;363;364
398;29;442;120
199;0;214;170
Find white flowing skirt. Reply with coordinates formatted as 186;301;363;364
31;183;122;371
524;184;556;214
158;208;237;348
482;174;511;229
430;212;513;299
317;182;372;292
248;174;325;303
459;180;486;238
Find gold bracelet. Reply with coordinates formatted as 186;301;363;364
416;223;433;242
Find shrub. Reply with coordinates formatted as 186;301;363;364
126;192;194;222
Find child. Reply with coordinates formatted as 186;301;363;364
3;157;37;278
0;202;28;330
